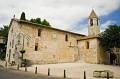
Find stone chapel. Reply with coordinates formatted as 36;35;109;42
6;10;109;65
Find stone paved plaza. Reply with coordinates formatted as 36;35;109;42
15;63;120;79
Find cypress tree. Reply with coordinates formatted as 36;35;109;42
20;12;26;20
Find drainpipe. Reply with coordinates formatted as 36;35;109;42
23;35;24;49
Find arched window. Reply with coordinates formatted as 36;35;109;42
27;39;29;47
86;41;89;49
11;28;13;33
65;34;68;41
38;29;41;36
35;43;38;51
8;49;11;62
97;19;99;26
12;39;14;48
10;42;11;47
90;19;93;26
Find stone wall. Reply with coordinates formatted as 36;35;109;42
78;38;98;63
78;38;109;64
21;23;82;64
97;40;110;64
6;20;21;64
6;19;109;65
6;19;84;64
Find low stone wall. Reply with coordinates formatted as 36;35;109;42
0;60;5;67
93;70;114;78
6;63;120;79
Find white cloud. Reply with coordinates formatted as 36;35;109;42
0;0;120;35
76;27;88;35
101;20;116;32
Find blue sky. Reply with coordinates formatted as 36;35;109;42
0;0;120;35
68;6;120;35
101;7;120;25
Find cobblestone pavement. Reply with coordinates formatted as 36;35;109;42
0;66;67;79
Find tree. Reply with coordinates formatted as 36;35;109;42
0;25;9;38
30;18;41;24
0;25;9;60
36;18;41;24
30;18;51;26
20;12;26;20
100;25;120;50
41;19;50;26
99;25;120;64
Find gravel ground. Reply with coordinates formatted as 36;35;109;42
17;63;120;79
0;66;69;79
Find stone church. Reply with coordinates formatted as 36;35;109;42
6;10;109;65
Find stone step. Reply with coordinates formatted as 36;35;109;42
76;60;85;63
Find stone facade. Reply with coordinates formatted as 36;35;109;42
88;10;100;36
6;10;110;65
6;19;84;64
77;36;109;64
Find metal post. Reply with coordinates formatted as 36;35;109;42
48;68;50;76
35;67;37;74
64;70;66;78
84;71;86;79
107;72;109;79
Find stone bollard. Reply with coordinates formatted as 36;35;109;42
48;68;50;76
84;71;86;79
35;67;37;74
25;66;27;72
64;70;66;78
5;62;7;67
17;65;19;70
107;72;109;79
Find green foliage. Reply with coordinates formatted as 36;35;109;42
99;25;120;51
0;25;9;37
30;18;51;26
30;18;41;24
110;53;117;60
20;12;26;20
19;12;51;26
41;19;50;26
0;25;9;60
99;25;120;63
0;52;6;60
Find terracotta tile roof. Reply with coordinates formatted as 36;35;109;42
77;35;99;41
88;9;99;19
10;18;85;36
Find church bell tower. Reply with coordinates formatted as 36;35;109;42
88;9;100;36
